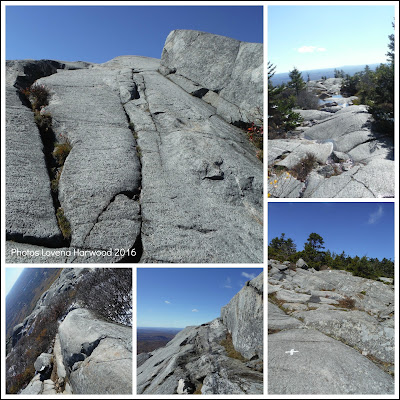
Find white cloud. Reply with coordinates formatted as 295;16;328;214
164;300;171;304
297;46;326;53
368;206;384;224
241;272;256;280
192;309;199;312
223;277;232;289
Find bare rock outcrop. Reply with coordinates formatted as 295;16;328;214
268;79;394;198
58;308;132;394
137;272;263;394
6;30;263;263
159;29;263;124
268;259;394;394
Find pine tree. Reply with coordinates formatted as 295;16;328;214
287;67;305;95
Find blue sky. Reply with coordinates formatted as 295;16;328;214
269;5;395;73
5;268;24;296
268;203;394;260
5;5;262;63
137;268;263;328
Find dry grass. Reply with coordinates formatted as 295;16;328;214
53;141;72;166
289;153;317;181
56;207;71;240
337;296;356;309
220;332;246;362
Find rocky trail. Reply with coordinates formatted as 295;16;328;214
137;272;263;395
6;30;263;263
268;259;394;394
7;269;132;395
268;78;394;198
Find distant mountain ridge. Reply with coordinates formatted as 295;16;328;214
6;268;62;338
271;63;381;86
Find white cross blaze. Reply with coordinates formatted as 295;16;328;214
285;349;299;355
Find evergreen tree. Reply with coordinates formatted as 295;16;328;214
288;67;305;95
302;233;325;270
269;233;297;258
268;62;303;138
386;21;394;64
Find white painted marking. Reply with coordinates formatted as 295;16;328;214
285;349;299;355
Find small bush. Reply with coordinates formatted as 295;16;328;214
51;167;63;193
220;332;246;362
289;153;317;181
297;89;320;110
29;84;50;111
56;208;71;240
247;122;263;156
337;296;356;309
34;110;52;132
76;269;132;326
53;141;72;166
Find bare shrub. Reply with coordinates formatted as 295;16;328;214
337;296;356;309
297;89;320;110
76;268;132;326
289;153;317;181
6;291;73;394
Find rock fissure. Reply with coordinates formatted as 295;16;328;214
16;82;71;248
7;30;263;263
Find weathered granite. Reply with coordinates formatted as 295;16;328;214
58;308;132;394
160;29;263;124
137;272;263;394
6;30;263;263
268;80;394;198
269;328;394;394
221;273;263;360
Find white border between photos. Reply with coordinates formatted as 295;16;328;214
1;1;399;399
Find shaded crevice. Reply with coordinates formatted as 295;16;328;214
192;88;209;98
16;89;71;248
117;234;143;263
119;92;144;263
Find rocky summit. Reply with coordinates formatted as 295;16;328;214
6;268;132;395
268;78;394;198
6;29;263;263
268;259;394;394
137;272;263;395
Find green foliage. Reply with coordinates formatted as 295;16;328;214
334;68;345;78
302;232;326;270
288;67;305;95
51;167;63;194
268;62;303;139
289;153;317;181
269;232;394;280
340;23;394;137
269;233;297;260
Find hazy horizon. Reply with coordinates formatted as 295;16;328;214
269;5;394;74
137;268;263;328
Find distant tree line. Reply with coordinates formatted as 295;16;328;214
269;232;394;280
269;22;394;139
